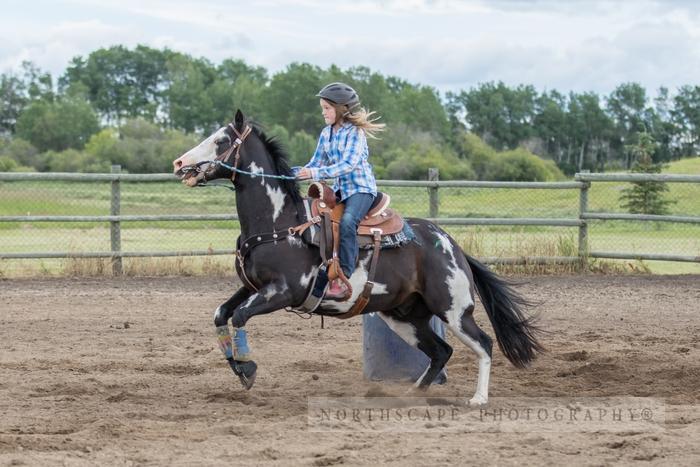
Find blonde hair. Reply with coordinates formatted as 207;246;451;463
330;102;386;139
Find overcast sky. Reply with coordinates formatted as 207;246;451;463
2;0;699;96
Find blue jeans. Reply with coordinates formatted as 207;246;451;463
339;193;375;278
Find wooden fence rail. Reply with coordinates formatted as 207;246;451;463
1;168;698;272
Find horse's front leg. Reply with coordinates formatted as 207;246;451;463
214;282;293;390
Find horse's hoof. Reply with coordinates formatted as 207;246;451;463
468;395;488;406
229;359;257;390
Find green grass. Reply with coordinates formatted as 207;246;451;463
664;156;700;174
1;170;699;276
0;226;240;253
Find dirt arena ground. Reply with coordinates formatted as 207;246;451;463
1;274;699;466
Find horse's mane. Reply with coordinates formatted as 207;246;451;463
249;122;302;204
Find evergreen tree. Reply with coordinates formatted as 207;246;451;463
619;132;675;215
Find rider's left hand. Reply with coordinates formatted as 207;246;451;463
296;168;312;180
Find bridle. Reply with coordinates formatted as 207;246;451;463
206;123;253;184
179;123;252;186
181;123;298;188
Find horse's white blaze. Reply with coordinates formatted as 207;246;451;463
320;255;388;311
377;313;418;347
265;184;286;223
300;266;318;288
436;230;491;405
181;127;226;166
214;305;223;321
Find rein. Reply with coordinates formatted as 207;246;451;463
181;123;297;189
210;160;298;181
187;161;298;191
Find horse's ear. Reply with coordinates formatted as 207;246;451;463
234;109;245;131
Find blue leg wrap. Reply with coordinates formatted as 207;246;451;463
233;327;251;361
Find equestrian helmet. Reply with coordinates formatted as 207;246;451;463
316;82;360;108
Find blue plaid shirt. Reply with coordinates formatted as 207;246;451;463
297;122;377;201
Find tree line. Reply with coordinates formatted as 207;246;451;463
1;45;698;180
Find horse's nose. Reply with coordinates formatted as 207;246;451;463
173;156;185;173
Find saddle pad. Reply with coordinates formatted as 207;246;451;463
358;221;416;250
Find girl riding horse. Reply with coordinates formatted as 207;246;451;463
295;82;385;301
172;107;542;406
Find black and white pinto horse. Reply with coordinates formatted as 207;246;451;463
173;110;542;405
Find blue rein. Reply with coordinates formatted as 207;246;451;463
190;160;298;192
187;160;298;192
211;160;298;180
181;124;298;189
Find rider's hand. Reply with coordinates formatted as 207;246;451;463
296;168;312;180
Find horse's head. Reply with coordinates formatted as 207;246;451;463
173;110;251;187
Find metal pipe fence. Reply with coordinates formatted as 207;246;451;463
1;168;698;273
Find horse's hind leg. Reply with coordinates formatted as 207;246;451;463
422;229;494;405
446;307;493;405
377;311;453;390
412;319;453;390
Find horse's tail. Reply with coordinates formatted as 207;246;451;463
464;253;544;368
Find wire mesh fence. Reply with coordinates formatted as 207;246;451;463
424;184;580;260
582;175;700;265
0;179;239;254
0;171;698;276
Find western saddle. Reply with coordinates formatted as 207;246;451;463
289;182;405;318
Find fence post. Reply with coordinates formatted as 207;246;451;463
428;168;439;218
578;173;590;270
110;165;123;275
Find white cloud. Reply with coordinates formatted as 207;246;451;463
0;19;129;75
0;0;698;97
263;11;700;96
69;0;299;35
